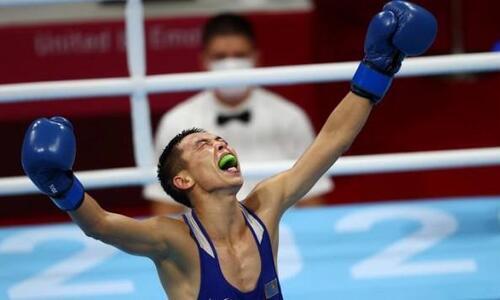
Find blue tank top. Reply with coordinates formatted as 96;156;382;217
183;204;283;300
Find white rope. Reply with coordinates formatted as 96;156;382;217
0;52;499;103
2;147;499;196
243;147;500;178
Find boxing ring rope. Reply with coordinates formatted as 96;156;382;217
1;53;500;103
0;0;500;197
2;147;500;196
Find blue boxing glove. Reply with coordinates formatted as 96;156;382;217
351;1;437;103
21;117;85;211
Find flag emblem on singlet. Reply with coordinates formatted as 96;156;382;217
265;278;279;298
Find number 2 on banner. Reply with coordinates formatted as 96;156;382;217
0;227;134;299
335;206;477;279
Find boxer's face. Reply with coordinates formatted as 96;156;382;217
174;132;243;194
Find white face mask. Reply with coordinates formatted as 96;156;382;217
208;57;255;101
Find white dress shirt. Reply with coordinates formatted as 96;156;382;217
143;88;333;203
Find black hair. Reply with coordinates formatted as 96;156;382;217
202;13;256;48
157;128;205;207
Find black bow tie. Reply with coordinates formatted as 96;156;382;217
217;110;251;126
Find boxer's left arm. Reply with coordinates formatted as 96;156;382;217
247;92;372;216
246;1;437;221
277;92;372;208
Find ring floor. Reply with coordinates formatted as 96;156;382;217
1;196;499;299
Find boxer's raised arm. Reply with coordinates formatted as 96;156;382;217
275;92;372;209
247;1;437;217
21;117;183;259
68;193;184;258
247;92;371;217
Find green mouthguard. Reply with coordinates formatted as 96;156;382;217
219;154;237;170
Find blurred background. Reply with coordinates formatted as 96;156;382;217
0;0;499;225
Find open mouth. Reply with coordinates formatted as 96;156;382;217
218;153;239;174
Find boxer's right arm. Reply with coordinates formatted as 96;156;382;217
21;117;182;259
68;193;183;259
